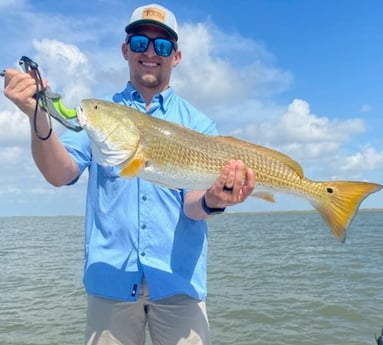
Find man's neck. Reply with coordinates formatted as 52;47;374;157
130;82;169;110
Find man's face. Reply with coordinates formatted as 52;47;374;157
122;25;181;92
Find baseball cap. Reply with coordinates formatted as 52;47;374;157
125;4;179;41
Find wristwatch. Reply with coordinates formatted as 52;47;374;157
201;194;226;215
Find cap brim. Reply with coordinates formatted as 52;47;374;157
125;20;178;41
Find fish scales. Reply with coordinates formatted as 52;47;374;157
77;99;383;242
141;122;302;192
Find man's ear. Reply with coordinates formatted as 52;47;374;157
173;49;182;67
121;42;129;61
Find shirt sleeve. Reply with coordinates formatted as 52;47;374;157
60;129;92;185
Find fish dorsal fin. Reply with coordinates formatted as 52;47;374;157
214;136;304;179
254;144;304;178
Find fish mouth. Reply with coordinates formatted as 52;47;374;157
76;105;88;128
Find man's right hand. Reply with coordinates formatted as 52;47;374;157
3;69;46;119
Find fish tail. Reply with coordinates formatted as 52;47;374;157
312;181;382;242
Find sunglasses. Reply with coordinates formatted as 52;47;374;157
127;34;177;57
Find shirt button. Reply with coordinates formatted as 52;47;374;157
141;224;147;230
142;195;147;201
141;252;146;257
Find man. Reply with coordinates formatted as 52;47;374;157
3;3;255;345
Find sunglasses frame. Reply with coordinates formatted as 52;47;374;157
127;34;177;57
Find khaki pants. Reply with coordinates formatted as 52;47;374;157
85;281;210;345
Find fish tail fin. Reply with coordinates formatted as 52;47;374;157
312;181;382;243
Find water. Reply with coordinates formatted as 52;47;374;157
0;211;382;345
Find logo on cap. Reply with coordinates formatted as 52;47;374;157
141;7;166;24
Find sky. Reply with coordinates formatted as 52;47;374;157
0;0;382;216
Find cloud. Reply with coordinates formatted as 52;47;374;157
339;145;383;173
237;99;365;162
173;22;293;110
33;39;94;107
0;0;26;10
0;109;30;146
0;146;26;165
360;104;372;113
280;99;364;143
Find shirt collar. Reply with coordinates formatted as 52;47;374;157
123;82;174;112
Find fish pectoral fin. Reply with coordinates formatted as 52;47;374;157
120;157;146;177
252;191;275;203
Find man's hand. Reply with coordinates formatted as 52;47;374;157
204;160;255;210
3;69;45;118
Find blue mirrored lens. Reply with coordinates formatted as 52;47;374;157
129;36;150;53
153;38;173;57
128;35;174;57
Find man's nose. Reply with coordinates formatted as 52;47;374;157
145;41;156;56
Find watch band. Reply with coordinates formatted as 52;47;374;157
201;194;225;215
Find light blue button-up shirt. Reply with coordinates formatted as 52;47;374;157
60;83;217;301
